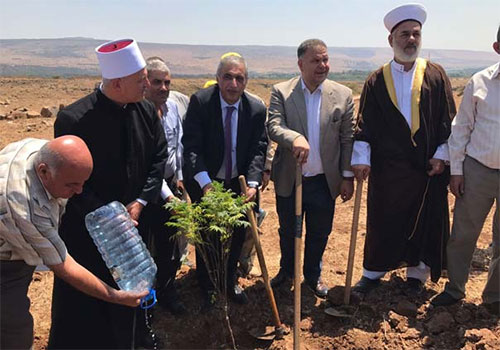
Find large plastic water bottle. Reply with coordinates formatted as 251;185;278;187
85;201;157;303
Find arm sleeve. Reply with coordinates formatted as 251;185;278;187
138;108;168;203
339;92;355;173
245;104;268;184
182;94;208;180
448;79;475;175
267;86;302;149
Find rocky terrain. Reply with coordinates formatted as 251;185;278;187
0;76;497;350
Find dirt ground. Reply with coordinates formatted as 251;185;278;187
0;76;497;350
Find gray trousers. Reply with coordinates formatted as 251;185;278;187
0;260;36;349
445;156;500;303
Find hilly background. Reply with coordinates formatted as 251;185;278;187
0;37;498;78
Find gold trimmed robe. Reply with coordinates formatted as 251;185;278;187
355;61;455;282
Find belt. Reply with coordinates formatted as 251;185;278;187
302;173;325;183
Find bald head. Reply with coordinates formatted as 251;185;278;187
35;136;93;199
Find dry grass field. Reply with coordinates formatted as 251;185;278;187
0;76;497;350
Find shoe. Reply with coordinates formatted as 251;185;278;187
271;270;293;289
256;208;267;227
158;285;188;316
228;285;248;305
136;328;158;350
405;277;424;295
135;311;159;350
201;290;217;313
481;301;499;316
352;276;380;294
162;298;187;316
305;278;329;298
431;291;461;307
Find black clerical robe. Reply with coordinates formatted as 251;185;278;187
355;61;455;282
48;89;167;348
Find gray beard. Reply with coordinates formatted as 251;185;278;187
393;43;421;63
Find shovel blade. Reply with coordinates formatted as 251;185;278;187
249;326;278;340
324;306;354;318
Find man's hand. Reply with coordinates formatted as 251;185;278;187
340;179;354;202
244;187;257;202
261;170;271;191
176;180;185;193
165;195;178;203
428;158;445;176
202;182;214;195
111;289;149;308
352;164;370;182
450;175;465;198
292;136;310;164
126;200;144;226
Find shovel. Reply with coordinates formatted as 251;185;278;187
239;176;286;340
294;164;303;350
324;179;363;319
344;179;364;305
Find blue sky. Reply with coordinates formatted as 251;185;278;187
1;0;499;52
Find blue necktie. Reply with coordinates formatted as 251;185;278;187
224;106;235;185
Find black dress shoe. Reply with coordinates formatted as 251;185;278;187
228;285;248;305
162;298;188;316
431;291;461;307
352;276;380;294
271;270;292;289
158;285;188;316
482;301;500;316
135;311;159;350
136;328;158;350
405;277;424;295
305;278;329;298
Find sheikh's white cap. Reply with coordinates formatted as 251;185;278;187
384;3;427;32
95;39;146;79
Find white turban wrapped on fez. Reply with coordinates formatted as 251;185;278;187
95;39;146;79
384;3;427;32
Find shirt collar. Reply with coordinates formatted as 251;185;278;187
490;62;500;79
300;77;323;94
160;101;169;116
98;83;128;109
219;92;240;111
390;59;416;73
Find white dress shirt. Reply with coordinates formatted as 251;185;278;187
194;94;240;189
449;62;500;174
352;60;449;166
160;100;184;200
301;78;324;177
300;79;354;178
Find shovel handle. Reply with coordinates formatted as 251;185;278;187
294;164;303;350
239;176;283;332
344;179;364;304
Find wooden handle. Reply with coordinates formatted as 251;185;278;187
344;179;364;305
294;164;302;350
238;176;283;330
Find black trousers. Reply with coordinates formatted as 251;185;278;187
0;260;36;350
276;174;335;283
140;202;182;300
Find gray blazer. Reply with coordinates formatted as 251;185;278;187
267;76;354;198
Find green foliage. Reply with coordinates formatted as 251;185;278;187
164;181;253;247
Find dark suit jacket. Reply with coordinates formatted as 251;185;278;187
49;89;168;348
182;85;268;196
